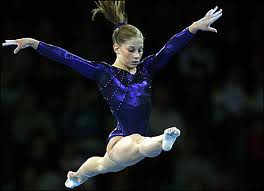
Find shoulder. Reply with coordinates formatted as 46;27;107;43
136;54;156;76
140;54;156;66
87;61;111;71
139;54;156;70
92;61;119;78
96;61;116;73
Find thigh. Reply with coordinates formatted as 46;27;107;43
102;153;126;173
106;136;124;152
107;134;145;167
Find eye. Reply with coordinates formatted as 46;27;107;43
127;47;143;53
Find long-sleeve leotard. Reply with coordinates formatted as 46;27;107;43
36;28;194;140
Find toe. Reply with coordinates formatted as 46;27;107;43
67;171;75;179
65;179;73;188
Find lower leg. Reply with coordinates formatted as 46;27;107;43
139;135;163;157
65;156;102;188
65;154;125;188
140;127;181;157
74;156;103;178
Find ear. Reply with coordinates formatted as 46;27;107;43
113;43;120;54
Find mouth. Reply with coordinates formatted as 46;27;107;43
132;61;140;64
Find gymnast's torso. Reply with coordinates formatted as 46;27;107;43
96;60;153;141
36;28;194;141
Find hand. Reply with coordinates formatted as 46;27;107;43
189;6;222;34
2;38;39;54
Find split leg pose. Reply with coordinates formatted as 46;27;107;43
65;127;180;188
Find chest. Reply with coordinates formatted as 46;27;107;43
98;68;152;100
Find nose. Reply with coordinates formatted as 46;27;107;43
134;51;140;59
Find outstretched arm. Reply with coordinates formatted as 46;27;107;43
150;6;222;71
2;38;103;80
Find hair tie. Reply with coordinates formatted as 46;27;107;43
114;21;127;30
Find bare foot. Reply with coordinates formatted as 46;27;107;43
65;171;81;189
162;127;180;151
65;171;90;189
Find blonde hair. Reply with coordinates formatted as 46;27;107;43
91;0;143;45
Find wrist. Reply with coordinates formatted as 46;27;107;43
188;22;199;34
28;38;39;49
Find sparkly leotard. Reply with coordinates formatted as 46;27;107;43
36;28;194;142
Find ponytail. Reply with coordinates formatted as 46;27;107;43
91;1;127;25
91;1;143;45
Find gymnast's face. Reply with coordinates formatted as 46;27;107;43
114;37;144;70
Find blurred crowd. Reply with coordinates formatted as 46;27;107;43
1;0;263;190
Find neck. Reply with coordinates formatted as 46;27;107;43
112;60;136;74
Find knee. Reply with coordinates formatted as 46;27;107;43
97;159;107;173
99;155;126;174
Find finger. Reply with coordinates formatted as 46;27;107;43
212;9;222;17
211;6;218;14
5;40;16;43
206;9;213;16
206;6;219;17
208;27;217;33
14;47;21;54
2;42;12;46
2;41;18;46
207;6;218;17
210;13;222;24
207;8;216;17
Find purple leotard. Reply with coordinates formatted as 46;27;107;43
36;28;194;142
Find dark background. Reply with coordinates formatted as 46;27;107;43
1;0;263;190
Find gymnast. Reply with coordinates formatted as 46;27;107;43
2;1;222;188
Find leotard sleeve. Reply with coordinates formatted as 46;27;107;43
36;41;103;80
